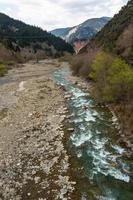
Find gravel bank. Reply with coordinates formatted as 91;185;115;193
0;60;75;200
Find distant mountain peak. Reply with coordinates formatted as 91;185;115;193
50;16;111;46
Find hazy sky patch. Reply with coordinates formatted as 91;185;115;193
0;0;128;30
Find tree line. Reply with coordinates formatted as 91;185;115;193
0;13;74;54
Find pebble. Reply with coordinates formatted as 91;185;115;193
67;128;74;132
0;65;75;200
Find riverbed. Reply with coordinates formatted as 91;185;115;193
0;60;75;200
0;60;133;200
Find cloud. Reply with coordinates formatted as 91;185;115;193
0;0;128;31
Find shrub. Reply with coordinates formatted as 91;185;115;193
70;52;95;77
59;52;73;62
70;55;85;75
89;51;113;81
6;61;16;66
104;58;133;102
0;62;7;76
90;51;133;103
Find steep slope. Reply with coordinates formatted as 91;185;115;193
64;17;111;44
0;13;74;61
51;17;111;45
50;27;71;38
81;0;133;64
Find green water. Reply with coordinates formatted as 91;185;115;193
53;67;133;200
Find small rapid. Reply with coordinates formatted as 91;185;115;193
53;67;133;200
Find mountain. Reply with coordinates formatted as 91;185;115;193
50;27;71;38
51;17;111;44
81;0;133;64
64;17;111;44
0;13;74;61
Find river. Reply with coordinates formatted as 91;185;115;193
53;67;133;200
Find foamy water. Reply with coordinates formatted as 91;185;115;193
53;67;133;200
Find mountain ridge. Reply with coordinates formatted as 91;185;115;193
0;13;74;61
50;27;71;38
51;17;111;44
80;0;133;64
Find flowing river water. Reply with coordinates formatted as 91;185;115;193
53;67;133;200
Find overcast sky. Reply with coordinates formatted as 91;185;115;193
0;0;128;31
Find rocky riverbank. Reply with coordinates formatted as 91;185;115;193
0;60;76;200
67;69;133;157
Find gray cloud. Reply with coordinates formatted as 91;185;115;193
0;0;128;30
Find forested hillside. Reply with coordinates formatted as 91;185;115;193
0;13;74;61
81;0;133;64
71;0;133;102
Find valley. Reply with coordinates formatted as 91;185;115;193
50;17;111;53
0;0;133;199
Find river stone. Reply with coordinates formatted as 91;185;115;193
67;128;74;132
